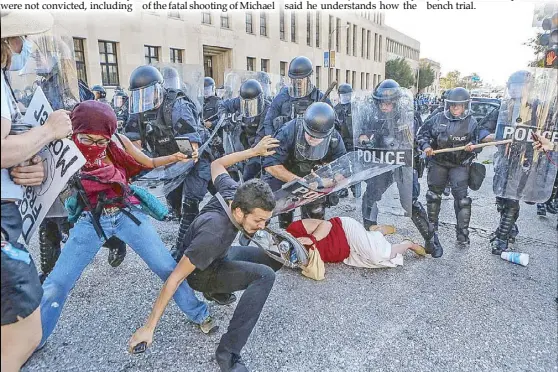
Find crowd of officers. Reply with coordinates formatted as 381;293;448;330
4;28;556;370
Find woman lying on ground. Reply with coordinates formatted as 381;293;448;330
287;216;426;270
38;100;215;349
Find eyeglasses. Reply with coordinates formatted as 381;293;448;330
78;136;110;147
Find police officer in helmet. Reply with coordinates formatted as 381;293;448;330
127;65;210;262
263;56;333;136
219;79;271;181
91;84;107;103
419;87;490;245
263;102;346;228
111;87;129;129
203;77;221;130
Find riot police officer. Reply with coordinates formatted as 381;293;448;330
126;65;210;261
263;56;333;136
419;87;490;244
357;80;413;232
91;84;108;103
112;87;129;130
219;79;271;181
203;77;221;130
263;102;346;228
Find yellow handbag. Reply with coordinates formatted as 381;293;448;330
301;248;325;281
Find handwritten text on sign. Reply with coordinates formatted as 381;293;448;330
18;87;85;243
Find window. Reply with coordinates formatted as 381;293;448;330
336;18;341;53
315;12;320;47
316;66;321;91
367;30;371;59
361;29;366;58
280;61;287;76
361;72;364;90
73;38;87;84
261;58;269;72
221;14;230;28
336;69;340;86
246;13;253;34
328;15;333;50
352;71;356;87
170;48;183;64
290;13;296;42
260;12;267;36
306;13;312;46
379;36;383;62
202;12;211;24
328;68;333;86
247;57;256;71
366;73;370;89
168;11;181;19
279;11;285;40
98;40;119;86
352;25;357;57
346;70;350;84
374;33;378;61
144;45;159;65
346;23;351;55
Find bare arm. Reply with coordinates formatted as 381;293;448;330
264;164;301;184
128;256;196;352
211;135;279;183
1;117;55;168
118;134;194;169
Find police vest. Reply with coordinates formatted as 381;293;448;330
431;114;477;165
203;95;221;121
334;103;353;146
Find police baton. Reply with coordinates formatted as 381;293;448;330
321;81;337;102
431;139;513;154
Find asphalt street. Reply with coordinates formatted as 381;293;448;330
23;147;557;372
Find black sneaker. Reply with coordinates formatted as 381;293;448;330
216;347;249;372
204;292;237;306
537;204;547;216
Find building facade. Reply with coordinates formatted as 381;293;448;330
384;26;420;93
419;58;441;96
53;9;419;98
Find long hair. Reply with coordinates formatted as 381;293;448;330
0;38;14;68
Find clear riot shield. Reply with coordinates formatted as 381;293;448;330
5;26;85;243
493;68;558;203
272;151;401;216
151;62;204;113
351;87;415;216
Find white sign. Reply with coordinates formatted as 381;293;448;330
18;88;85;243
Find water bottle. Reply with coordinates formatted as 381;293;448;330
500;252;529;267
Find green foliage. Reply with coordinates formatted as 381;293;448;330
440;70;461;90
385;58;415;88
417;63;435;92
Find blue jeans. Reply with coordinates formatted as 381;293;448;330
39;208;208;346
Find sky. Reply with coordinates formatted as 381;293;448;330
385;1;542;86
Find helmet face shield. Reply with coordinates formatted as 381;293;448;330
295;121;332;160
204;85;215;98
113;95;125;108
240;95;263;118
129;83;164;114
288;75;314;98
339;93;352;105
444;99;471;120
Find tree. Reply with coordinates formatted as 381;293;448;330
524;33;546;67
458;73;483;89
417;63;435;92
385;58;415;88
440;70;461;90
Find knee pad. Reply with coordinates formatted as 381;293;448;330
457;197;472;208
426;190;442;203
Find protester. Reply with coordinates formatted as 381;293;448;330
38;101;215;348
128;135;281;372
287;217;426;270
1;11;73;372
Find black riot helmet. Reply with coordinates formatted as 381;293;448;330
373;79;402;118
338;83;353;105
239;79;264;118
112;87;128;108
128;65;165;114
204;77;215;98
296;102;336;160
444;87;471;120
288;56;314;98
91;84;106;99
160;66;181;90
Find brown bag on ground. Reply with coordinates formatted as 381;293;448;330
301;248;325;281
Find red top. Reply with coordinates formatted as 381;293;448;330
287;217;350;263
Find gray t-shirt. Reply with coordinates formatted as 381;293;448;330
183;173;239;271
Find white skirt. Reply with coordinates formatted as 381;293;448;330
339;217;404;269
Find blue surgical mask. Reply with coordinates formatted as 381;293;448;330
9;37;33;71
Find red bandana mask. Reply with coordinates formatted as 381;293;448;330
73;136;109;168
